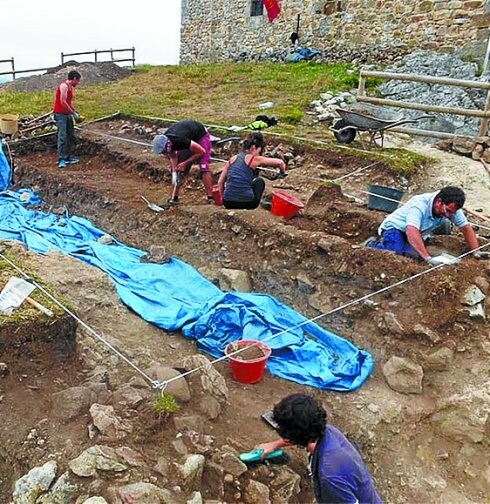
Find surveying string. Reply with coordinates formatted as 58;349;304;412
153;240;490;390
0;252;159;389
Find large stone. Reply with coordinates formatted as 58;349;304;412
180;454;205;491
187;492;203;504
82;498;108;504
461;285;486;306
451;137;476;156
383;356;424;394
218;268;252;292
219;452;248;477
181;355;229;403
13;461;57;504
382;312;405;336
412;323;441;343
51;384;111;421
107;482;174;504
431;386;490;443
89;403;132;440
422;347;454;371
467;302;486;320
244;479;271;504
115;446;146;468
270;466;301;503
146;364;191;403
308;290;334;314
37;471;77;504
202;461;224;500
69;445;127;477
112;383;145;409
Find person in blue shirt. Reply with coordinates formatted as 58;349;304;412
258;394;382;504
366;186;480;266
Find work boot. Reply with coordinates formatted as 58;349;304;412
67;156;80;164
361;236;378;247
57;159;67;168
206;196;214;204
164;198;179;207
260;199;272;211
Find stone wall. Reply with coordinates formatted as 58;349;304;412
180;0;490;64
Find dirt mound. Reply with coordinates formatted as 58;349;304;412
0;61;133;93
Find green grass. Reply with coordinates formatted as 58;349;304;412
0;61;428;172
0;62;365;126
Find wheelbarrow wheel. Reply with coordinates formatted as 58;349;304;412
333;119;356;144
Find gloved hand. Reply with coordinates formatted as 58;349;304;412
270;171;288;180
72;111;82;123
426;256;447;267
473;251;490;260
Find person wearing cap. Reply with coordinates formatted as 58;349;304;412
365;186;482;265
52;70;82;168
152;120;213;205
256;394;382;503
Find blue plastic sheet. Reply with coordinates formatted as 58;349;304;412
0;185;374;391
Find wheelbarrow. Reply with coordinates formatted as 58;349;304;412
330;104;434;147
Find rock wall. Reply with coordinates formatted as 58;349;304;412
180;0;490;64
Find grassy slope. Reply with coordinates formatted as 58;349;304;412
0;62;429;173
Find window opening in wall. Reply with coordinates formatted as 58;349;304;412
323;1;343;15
251;0;264;16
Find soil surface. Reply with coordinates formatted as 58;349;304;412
1;118;490;503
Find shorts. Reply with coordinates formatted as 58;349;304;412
176;131;211;173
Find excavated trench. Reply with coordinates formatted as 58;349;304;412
3;119;489;503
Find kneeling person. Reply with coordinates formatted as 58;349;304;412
366;186;479;265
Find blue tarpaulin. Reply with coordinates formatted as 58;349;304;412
0;147;373;391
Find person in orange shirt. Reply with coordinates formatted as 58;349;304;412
53;70;81;168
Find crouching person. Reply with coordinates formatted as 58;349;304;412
258;394;382;503
218;132;286;210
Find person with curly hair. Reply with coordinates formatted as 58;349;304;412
258;394;382;503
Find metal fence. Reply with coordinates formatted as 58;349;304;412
358;69;490;138
0;47;135;80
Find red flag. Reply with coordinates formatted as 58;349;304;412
262;0;280;22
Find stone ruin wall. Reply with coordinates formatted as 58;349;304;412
180;0;490;64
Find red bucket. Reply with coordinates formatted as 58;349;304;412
212;185;223;206
271;190;304;220
225;340;271;384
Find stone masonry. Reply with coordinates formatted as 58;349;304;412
180;0;490;64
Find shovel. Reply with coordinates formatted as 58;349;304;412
141;196;165;213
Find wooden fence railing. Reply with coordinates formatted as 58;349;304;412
61;47;135;66
358;69;490;138
0;47;135;80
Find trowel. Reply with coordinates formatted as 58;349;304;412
141;196;165;213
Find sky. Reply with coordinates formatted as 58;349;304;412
1;0;181;78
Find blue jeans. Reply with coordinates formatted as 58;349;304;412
367;228;418;257
54;113;75;161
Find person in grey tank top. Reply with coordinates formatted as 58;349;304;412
218;133;286;210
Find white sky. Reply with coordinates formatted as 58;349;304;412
1;0;181;73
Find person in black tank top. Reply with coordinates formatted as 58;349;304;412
152;120;213;205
